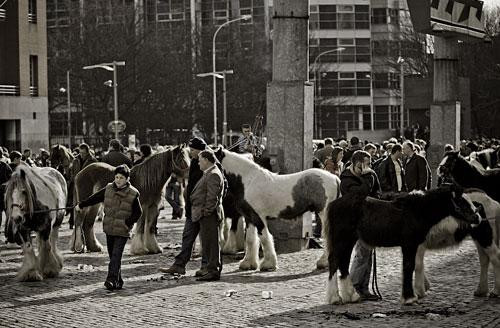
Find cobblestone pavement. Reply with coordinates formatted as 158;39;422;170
1;208;500;328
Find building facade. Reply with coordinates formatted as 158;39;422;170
0;0;49;152
309;0;414;140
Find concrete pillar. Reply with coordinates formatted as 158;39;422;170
265;0;313;253
428;36;460;187
266;0;313;173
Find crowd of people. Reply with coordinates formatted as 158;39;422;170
2;129;499;293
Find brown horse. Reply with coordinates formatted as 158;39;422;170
70;145;190;255
49;144;74;179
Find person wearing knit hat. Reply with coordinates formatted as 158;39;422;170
159;136;209;276
188;137;207;151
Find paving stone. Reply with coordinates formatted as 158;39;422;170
0;207;499;327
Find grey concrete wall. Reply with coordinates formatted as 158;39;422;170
0;96;49;150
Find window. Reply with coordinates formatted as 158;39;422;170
157;0;186;22
319;5;336;29
317;71;372;97
372;8;387;24
30;55;39;97
355;5;369;29
28;0;37;23
389;8;399;25
375;106;389;129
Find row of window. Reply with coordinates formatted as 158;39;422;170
310;5;401;30
320;105;401;136
310;38;371;64
316;72;371;97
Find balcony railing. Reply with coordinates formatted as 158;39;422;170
28;12;37;23
0;85;20;96
30;86;39;97
0;9;6;21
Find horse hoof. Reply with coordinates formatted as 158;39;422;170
239;260;258;271
350;291;360;303
326;295;342;305
87;246;102;253
316;261;328;270
17;270;43;282
260;266;277;272
402;296;418;305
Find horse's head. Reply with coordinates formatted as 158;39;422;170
438;151;460;182
213;146;225;163
5;167;35;244
442;183;482;225
49;144;63;168
171;144;191;177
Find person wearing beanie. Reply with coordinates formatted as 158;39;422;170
76;164;142;291
160;137;209;276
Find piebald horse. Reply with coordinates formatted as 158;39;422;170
415;188;500;299
4;163;67;281
214;147;341;271
71;145;190;255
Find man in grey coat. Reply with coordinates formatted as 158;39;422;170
191;150;225;281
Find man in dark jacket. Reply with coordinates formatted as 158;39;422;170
159;137;208;276
376;144;406;193
101;139;133;168
402;141;430;191
340;150;381;301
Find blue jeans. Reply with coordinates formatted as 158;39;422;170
350;241;372;294
106;234;128;285
173;216;207;268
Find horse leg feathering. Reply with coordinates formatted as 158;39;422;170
414;245;428;298
259;226;277;271
239;224;259;271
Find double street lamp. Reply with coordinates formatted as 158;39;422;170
311;47;345;139
210;15;252;145
83;61;125;140
197;70;234;146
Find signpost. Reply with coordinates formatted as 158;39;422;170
107;120;126;134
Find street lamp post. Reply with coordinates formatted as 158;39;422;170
211;15;251;145
59;70;72;147
197;69;233;146
83;61;125;140
311;47;345;139
397;56;405;137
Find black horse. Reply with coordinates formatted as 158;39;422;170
438;151;500;201
325;184;482;305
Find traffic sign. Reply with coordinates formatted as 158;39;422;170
107;120;126;133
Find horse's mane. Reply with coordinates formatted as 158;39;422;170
131;146;176;194
5;164;37;218
221;149;274;178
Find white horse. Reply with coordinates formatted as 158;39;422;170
214;148;341;271
4;163;67;281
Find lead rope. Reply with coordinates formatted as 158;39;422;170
371;249;383;299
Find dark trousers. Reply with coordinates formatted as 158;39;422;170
165;183;182;218
173;216;207;268
199;213;222;274
105;234;128;284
